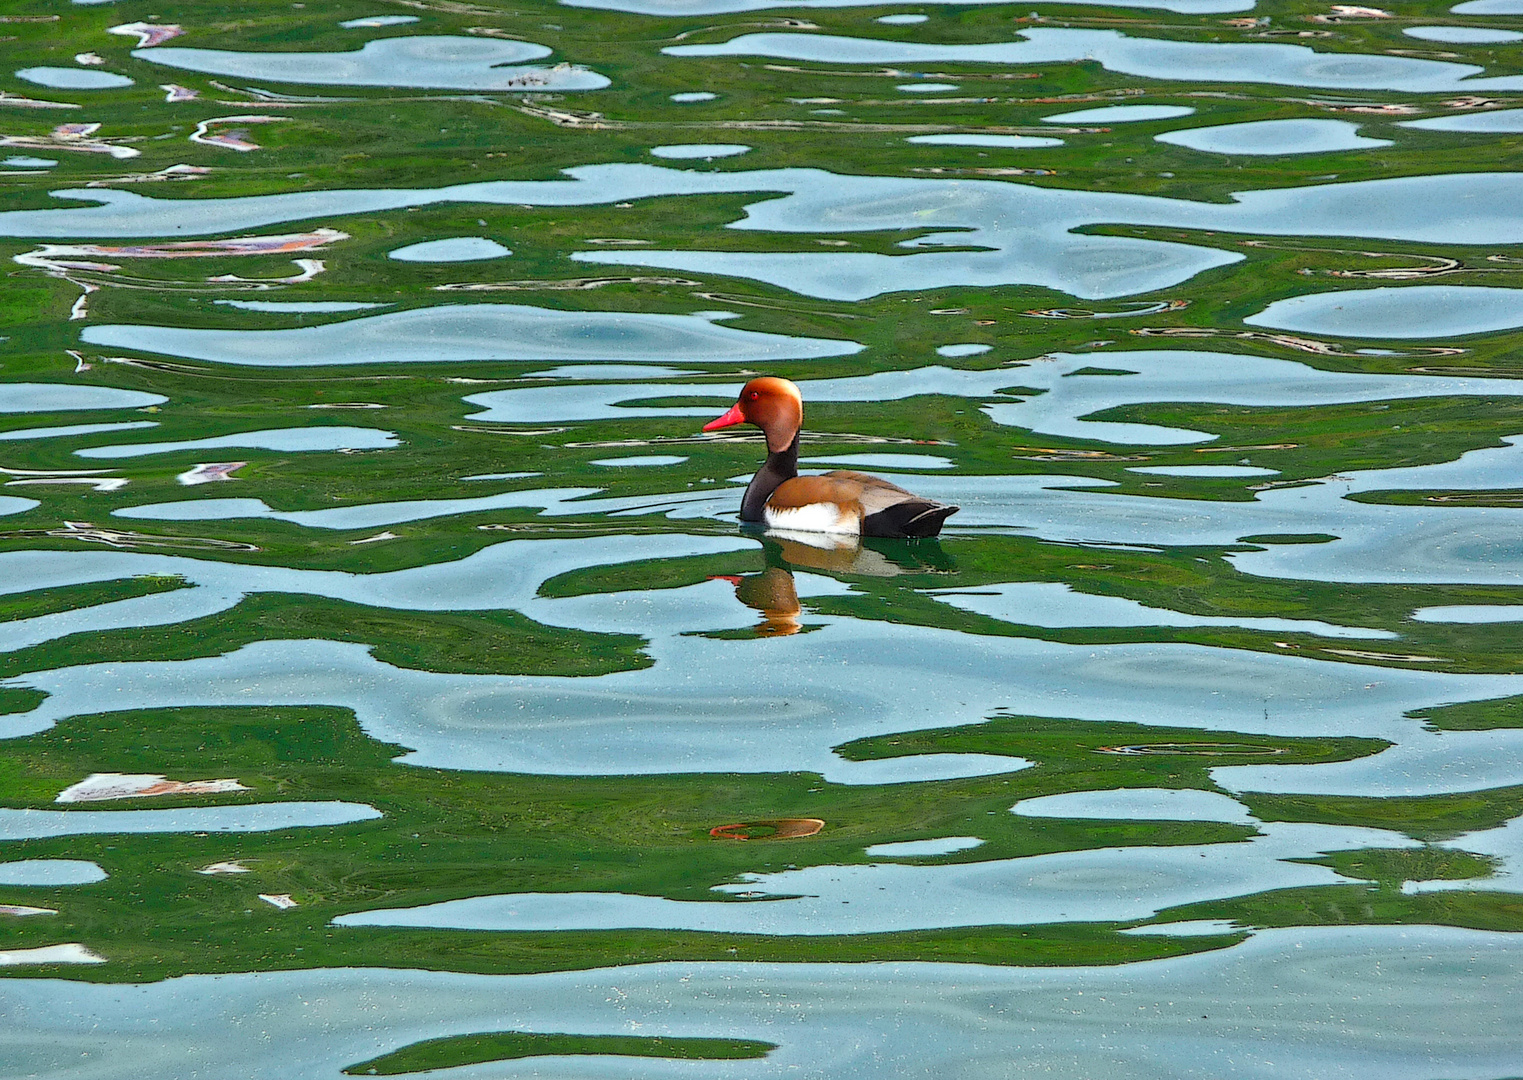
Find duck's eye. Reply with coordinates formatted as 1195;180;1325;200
747;391;760;400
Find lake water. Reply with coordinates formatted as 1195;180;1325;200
4;2;1523;1076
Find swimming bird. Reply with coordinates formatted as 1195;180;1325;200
702;376;959;538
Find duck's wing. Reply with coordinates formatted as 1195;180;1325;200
826;472;955;538
768;471;958;538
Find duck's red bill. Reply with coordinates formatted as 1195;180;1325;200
702;403;745;431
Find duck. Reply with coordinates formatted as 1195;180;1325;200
701;376;959;538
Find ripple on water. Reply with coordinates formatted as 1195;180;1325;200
13;574;1523;784
588;455;689;466
800;453;955;469
387;237;512;261
82;303;863;365
1011;787;1258;823
865;836;984;856
0;383;166;413
1405;24;1523;42
1400;107;1523;133
213;300;391;312
664;30;1523;92
14;167;1523;303
0;859;107;886
339;14;420;26
1245;285;1523;338
907;133;1064;148
333;820;1412;934
565;0;1253;15
3;928;1523;1077
0;421;158;442
1412;605;1523;623
15;67;133;89
935;344;992;357
1156;118;1392;155
460;351;1523;445
1127;464;1279;477
927;581;1393;638
1042;103;1196;123
74;426;399;459
133;36;610;91
0;803;380;840
649;143;750;158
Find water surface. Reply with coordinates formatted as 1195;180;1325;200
135;37;610;91
665;29;1523;92
1246;285;1523;338
8;0;1523;1069
387;237;512;261
1155;118;1391;155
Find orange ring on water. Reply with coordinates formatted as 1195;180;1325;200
709;818;824;841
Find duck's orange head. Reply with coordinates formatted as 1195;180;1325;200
701;376;803;453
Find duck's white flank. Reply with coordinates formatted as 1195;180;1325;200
764;502;862;534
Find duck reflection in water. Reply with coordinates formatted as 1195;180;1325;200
716;533;953;637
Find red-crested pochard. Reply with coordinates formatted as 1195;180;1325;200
702;376;959;538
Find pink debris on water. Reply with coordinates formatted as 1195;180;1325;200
16;229;346;266
190;115;286;152
177;461;246;486
110;21;185;48
55;773;249;803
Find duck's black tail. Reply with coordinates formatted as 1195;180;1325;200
863;501;960;539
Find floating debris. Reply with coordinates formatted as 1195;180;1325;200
1129;326;1467;358
14;230;344;310
0;91;80;109
0;122;138;159
910;166;1056;177
189;114;287;152
1322;649;1447;663
87;163;211;186
0;944;104;966
109;21;185;48
0;522;260;552
56;774;249;804
710;818;825;840
1011;447;1150;462
1096;743;1287;756
1024;300;1189;319
176;462;246;486
435;275;698;292
5;476;128;492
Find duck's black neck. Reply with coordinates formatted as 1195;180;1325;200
740;433;799;521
